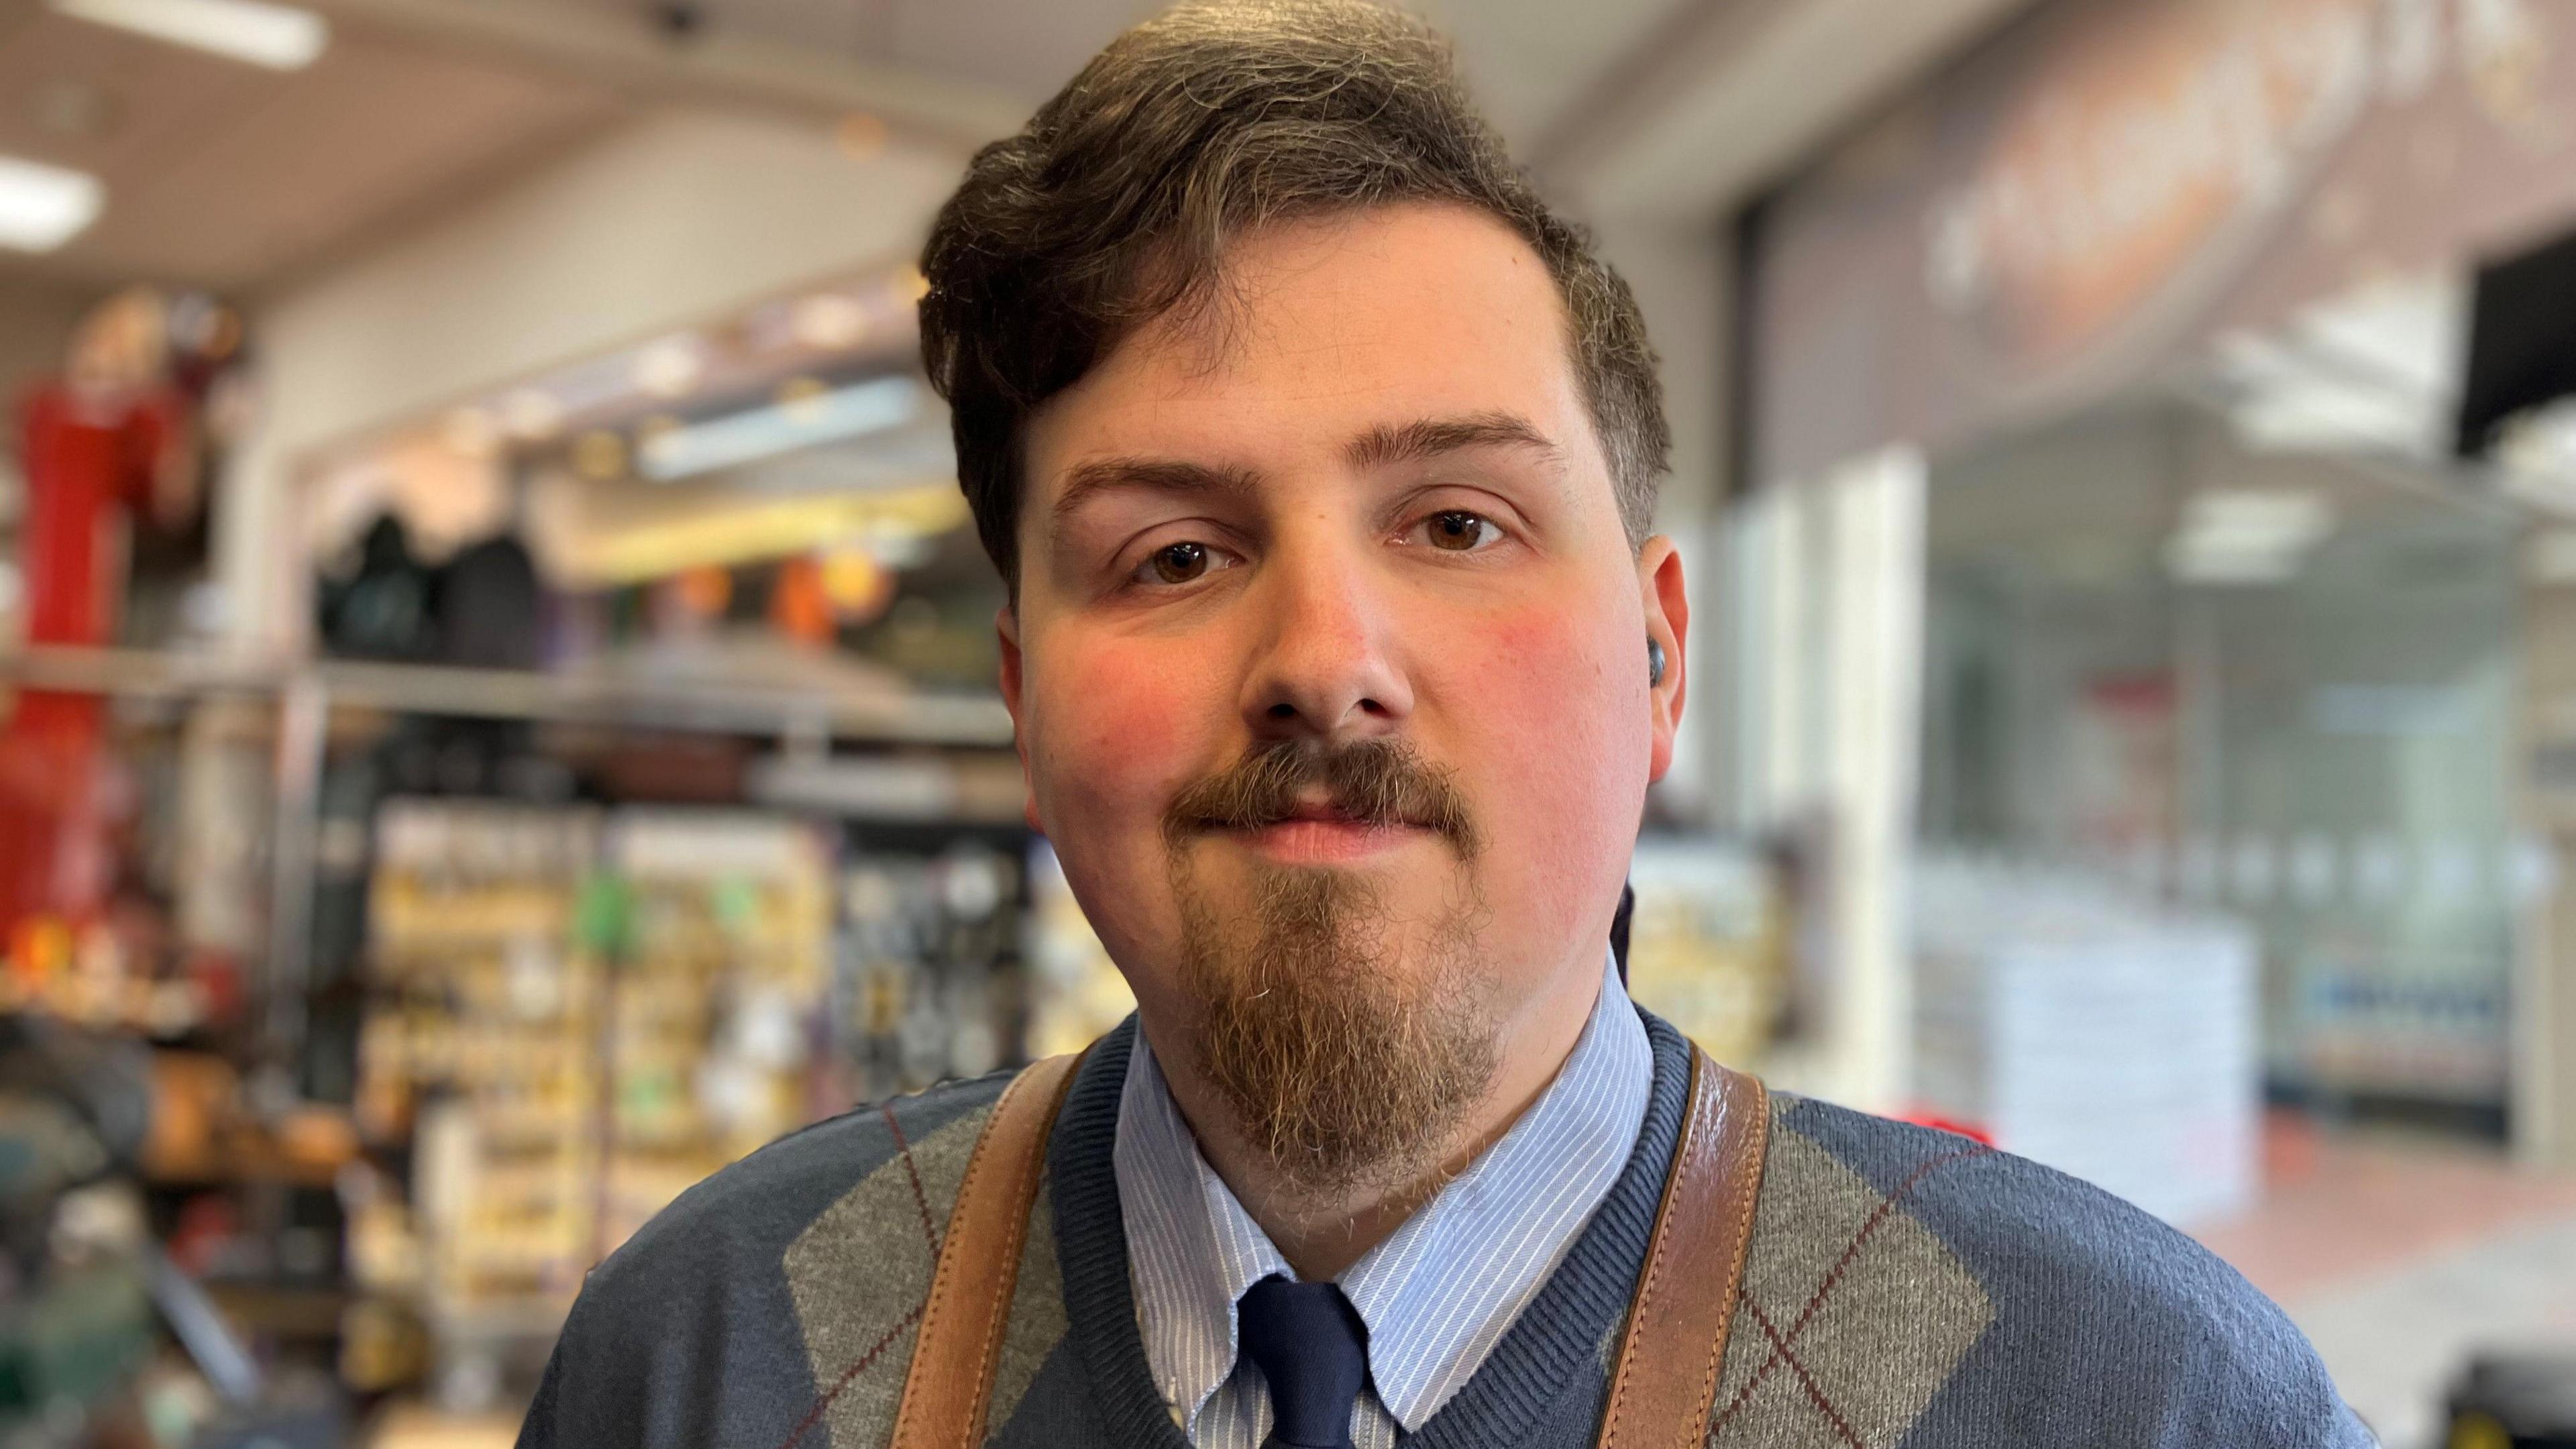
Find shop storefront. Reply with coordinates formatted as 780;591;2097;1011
1737;0;2576;1167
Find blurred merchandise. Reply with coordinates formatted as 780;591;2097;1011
1915;859;2260;1226
353;798;1032;1405
364;1402;521;1449
1619;839;1786;1068
833;839;1026;1103
2446;1352;2576;1448
138;1053;355;1191
1022;843;1134;1063
315;519;441;665
2;285;234;947
600;810;832;1186
357;800;602;1405
0;1014;162;1438
0;1014;354;1444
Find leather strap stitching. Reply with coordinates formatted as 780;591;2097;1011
889;1052;1084;1449
1597;1049;1706;1448
1595;1047;1770;1449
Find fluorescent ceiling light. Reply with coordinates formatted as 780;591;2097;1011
631;335;704;398
52;0;328;70
2178;490;2337;545
0;156;103;252
2493;397;2576;519
2163;490;2337;586
2206;272;2463;459
2295;272;2464;401
640;376;922;483
2225;380;2418;455
2164;538;2304;586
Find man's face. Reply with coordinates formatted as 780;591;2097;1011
1001;203;1686;1179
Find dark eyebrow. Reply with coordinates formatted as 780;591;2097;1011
1344;411;1563;472
1049;458;1261;527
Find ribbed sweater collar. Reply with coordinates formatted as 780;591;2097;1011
1048;1008;1693;1449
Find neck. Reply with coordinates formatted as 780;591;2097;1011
1142;949;1609;1282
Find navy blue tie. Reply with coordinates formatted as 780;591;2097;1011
1236;1275;1368;1449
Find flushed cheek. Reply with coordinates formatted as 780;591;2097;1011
1023;635;1227;953
1436;608;1646;921
1030;636;1216;826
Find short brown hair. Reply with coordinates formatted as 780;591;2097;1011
917;0;1670;585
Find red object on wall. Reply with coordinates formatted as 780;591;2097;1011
19;382;174;651
1892;1107;1997;1147
1;380;181;936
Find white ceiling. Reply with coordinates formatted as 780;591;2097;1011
521;0;1699;150
0;0;2039;305
0;0;623;292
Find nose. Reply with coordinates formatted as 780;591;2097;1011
1237;542;1413;743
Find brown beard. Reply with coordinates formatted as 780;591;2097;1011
1165;739;1495;1197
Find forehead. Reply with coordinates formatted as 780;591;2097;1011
1021;203;1598;497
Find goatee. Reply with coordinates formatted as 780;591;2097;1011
1166;739;1495;1197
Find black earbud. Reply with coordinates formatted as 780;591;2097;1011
1648;637;1667;687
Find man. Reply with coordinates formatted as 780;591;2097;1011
519;4;2373;1446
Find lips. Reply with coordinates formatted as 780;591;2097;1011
1229;808;1427;865
1272;794;1403;829
1185;806;1419;835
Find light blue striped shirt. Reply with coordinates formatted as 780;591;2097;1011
1114;953;1652;1449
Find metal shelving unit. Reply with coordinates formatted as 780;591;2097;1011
0;643;1019;1070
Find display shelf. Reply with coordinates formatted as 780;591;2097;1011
0;645;1016;747
201;1281;351;1340
0;643;278;700
142;1148;348;1193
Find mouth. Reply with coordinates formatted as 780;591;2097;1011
1205;792;1440;865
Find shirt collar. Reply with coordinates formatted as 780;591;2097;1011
1115;1030;1293;1426
1114;950;1652;1434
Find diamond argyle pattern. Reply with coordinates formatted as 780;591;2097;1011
1705;1106;1997;1449
776;1103;1068;1449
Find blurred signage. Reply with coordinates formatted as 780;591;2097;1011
1753;0;2576;483
1925;0;2373;367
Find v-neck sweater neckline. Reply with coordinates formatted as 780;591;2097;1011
1047;1010;1693;1449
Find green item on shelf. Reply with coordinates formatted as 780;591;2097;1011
710;877;760;937
0;1257;154;1424
575;876;636;959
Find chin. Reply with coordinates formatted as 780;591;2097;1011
1177;860;1499;1194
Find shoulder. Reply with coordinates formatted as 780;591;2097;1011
1741;1094;2371;1446
527;1071;1019;1448
1772;1093;2264;1325
586;1069;1015;1306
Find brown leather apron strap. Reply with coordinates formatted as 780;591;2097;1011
890;1049;1087;1449
1596;1047;1771;1449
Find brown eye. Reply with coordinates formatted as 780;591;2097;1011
1148;541;1210;584
1425;511;1497;552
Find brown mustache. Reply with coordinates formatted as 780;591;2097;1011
1163;738;1483;858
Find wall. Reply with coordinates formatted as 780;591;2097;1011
1594;217;1734;821
1749;0;2576;486
0;275;93;416
2523;549;2576;1165
215;103;969;653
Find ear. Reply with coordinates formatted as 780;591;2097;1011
1639;537;1689;784
997;604;1043;834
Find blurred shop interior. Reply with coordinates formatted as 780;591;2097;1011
3;0;2576;1445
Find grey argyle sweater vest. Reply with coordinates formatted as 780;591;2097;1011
518;1011;2375;1449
